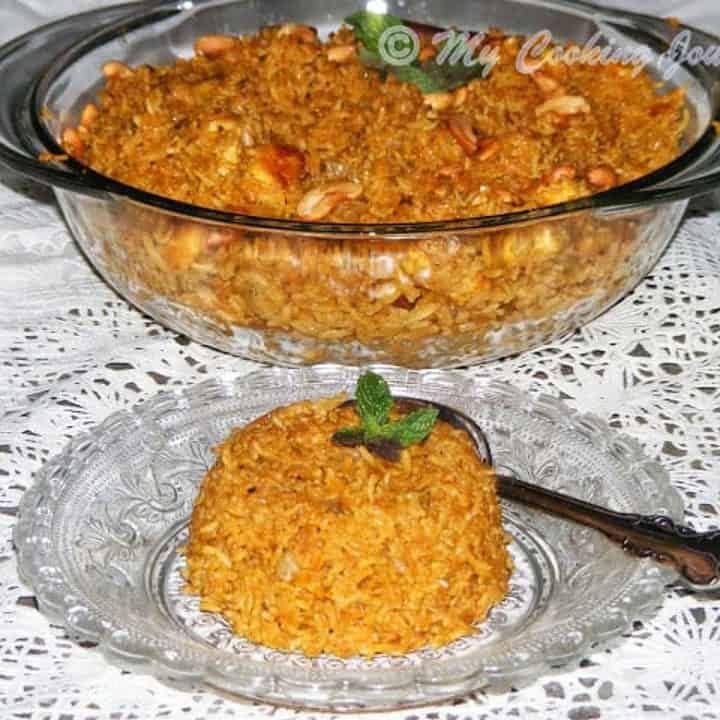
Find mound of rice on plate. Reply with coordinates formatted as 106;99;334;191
184;394;512;657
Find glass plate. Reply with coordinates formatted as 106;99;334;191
14;366;683;711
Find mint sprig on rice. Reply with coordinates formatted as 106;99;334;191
345;11;491;94
332;371;438;461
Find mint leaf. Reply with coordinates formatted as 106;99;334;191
380;407;439;447
345;10;403;56
413;54;489;92
390;64;445;93
331;372;439;461
346;12;492;95
332;427;365;447
355;371;393;430
366;436;402;462
357;45;386;71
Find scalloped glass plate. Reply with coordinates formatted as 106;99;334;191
14;366;683;711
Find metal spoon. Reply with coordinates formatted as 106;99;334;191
344;397;720;590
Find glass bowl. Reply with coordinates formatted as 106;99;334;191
1;1;719;367
14;366;683;711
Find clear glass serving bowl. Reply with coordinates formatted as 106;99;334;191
0;0;719;367
14;366;683;711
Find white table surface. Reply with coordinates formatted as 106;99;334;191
2;1;720;719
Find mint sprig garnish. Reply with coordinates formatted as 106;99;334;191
345;10;404;56
378;408;440;447
345;11;491;95
400;53;488;93
332;371;439;461
355;369;394;432
332;427;365;447
391;64;445;94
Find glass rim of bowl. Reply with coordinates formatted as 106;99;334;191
4;0;720;236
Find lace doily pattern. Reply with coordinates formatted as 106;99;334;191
3;184;720;720
2;0;720;716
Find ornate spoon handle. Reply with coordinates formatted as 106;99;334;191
497;474;720;587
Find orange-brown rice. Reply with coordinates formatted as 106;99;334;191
66;25;686;222
58;22;689;365
184;395;512;657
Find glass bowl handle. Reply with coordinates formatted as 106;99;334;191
0;3;141;197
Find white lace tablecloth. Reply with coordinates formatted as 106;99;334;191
2;1;720;718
